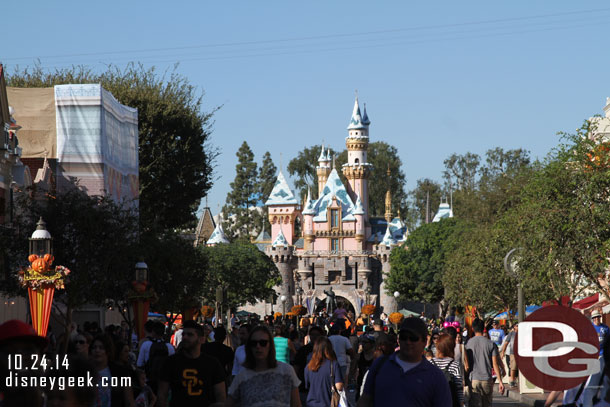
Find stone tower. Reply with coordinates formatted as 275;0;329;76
266;230;296;311
342;97;372;218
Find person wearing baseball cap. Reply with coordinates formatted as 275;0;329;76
0;320;48;407
591;310;609;355
357;317;451;406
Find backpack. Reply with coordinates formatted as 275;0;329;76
431;359;460;407
145;339;169;383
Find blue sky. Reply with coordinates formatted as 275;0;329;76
3;1;610;218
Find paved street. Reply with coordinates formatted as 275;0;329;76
492;394;530;407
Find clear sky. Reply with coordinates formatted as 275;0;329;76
3;1;610;218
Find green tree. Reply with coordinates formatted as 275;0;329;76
443;148;531;225
410;178;443;225
386;218;464;314
139;232;208;323
7;64;218;232
443;152;480;192
497;122;610;303
287;145;337;200
200;242;279;308
443;223;550;318
0;185;139;346
222;141;259;239
258;151;277;233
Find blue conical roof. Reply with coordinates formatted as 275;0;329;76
347;97;366;130
303;186;315;215
353;194;365;215
272;228;289;247
265;171;299;206
310;169;356;222
318;145;328;162
432;202;454;222
380;224;397;247
362;103;371;125
206;223;230;245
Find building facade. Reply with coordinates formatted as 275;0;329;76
257;97;408;316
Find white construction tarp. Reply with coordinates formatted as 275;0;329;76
55;84;138;203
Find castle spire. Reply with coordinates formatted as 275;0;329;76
362;103;371;125
347;96;365;130
385;165;393;223
318;145;326;162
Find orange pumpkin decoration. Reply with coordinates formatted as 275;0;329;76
43;254;54;265
32;258;47;273
28;254;39;264
132;281;147;293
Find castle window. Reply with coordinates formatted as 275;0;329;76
331;209;339;228
355;158;359;164
331;238;339;251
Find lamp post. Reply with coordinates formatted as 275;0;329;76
280;295;287;317
297;286;304;306
504;248;525;323
394;291;400;313
25;217;58;336
365;286;372;307
129;261;152;340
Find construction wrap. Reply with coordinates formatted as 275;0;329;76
55;84;139;203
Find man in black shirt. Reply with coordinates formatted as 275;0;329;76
157;321;226;407
201;326;234;377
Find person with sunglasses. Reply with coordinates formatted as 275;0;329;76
357;317;452;407
227;325;301;407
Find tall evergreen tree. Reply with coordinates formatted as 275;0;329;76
222;141;258;239
258;151;277;234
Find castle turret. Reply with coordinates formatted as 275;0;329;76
377;225;398;313
316;145;331;198
265;171;299;245
342;97;372;219
266;230;295;311
302;186;315;250
353;194;365;249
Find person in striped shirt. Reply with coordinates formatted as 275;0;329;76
430;333;464;407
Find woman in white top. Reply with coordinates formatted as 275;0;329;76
227;325;301;407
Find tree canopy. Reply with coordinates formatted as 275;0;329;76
386;218;465;307
0;185;139;333
199;242;279;308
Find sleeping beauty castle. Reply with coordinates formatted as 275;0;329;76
204;96;408;316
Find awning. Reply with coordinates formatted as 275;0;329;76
573;293;600;310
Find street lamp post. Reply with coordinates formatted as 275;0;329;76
25;217;61;337
504;248;525;323
130;261;152;340
394;291;400;313
280;295;287;316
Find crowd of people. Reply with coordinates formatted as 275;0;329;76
2;304;610;407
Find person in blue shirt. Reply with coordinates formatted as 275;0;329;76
357;317;452;407
488;320;505;348
592;310;610;355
